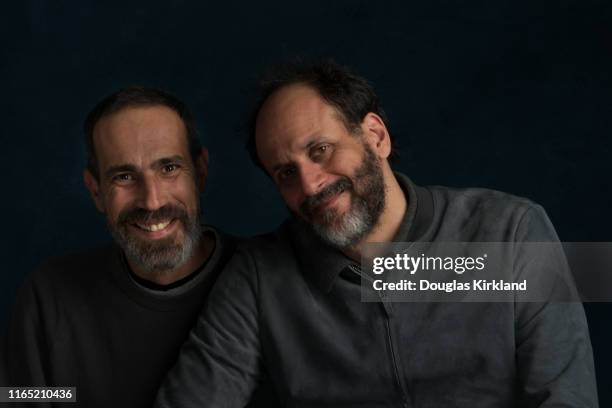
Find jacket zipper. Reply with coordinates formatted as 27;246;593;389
348;264;410;407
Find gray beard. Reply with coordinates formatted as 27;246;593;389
312;198;376;248
306;145;386;249
109;214;202;277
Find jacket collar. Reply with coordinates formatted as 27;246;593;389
287;172;434;293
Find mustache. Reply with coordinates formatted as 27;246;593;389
117;205;188;225
300;178;353;218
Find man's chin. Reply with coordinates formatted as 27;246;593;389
303;206;374;249
312;210;350;230
121;235;188;274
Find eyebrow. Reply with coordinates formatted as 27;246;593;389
104;155;187;178
105;164;138;179
155;155;186;168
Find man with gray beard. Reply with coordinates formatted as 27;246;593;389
300;143;385;248
156;60;597;407
3;87;275;408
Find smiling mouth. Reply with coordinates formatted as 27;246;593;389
300;178;353;220
315;191;342;212
309;191;351;220
132;219;175;232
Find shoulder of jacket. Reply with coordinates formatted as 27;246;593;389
428;184;539;214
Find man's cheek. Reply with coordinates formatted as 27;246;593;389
338;191;352;209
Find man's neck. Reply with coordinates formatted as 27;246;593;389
343;172;407;261
129;233;215;286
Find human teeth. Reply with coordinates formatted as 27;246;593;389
137;220;171;232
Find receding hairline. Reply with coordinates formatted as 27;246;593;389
90;104;193;170
254;81;364;148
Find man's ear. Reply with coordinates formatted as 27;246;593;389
83;169;105;213
195;147;209;192
360;112;391;159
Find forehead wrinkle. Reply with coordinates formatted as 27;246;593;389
93;106;189;172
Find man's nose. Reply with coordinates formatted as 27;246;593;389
299;163;325;197
138;175;164;210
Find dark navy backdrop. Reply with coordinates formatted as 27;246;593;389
1;0;610;403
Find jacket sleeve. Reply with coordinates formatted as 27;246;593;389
155;247;264;408
513;205;598;407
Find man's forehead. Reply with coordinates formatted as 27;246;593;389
255;85;342;155
94;105;185;140
258;83;324;123
93;105;190;167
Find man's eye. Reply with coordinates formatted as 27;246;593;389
113;173;134;184
279;167;296;181
162;164;179;173
311;144;332;160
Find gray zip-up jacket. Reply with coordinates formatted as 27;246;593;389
155;173;597;408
